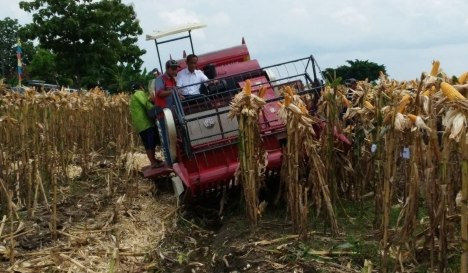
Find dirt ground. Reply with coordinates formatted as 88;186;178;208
0;167;366;273
0;161;461;273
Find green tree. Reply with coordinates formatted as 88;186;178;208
104;65;153;93
324;59;386;84
27;48;58;83
0;17;35;83
19;0;146;89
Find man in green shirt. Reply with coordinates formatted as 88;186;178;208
129;83;164;168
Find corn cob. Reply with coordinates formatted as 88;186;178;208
258;86;267;98
341;93;351;107
364;100;375;110
244;79;251;96
422;86;436;97
397;94;411;113
284;94;292;106
459;71;468;84
440;82;466;101
288;103;302;114
407;114;417;123
430;60;440;77
285;86;295;96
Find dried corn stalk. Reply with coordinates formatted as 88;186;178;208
437;80;468;273
461;140;468;273
228;80;266;227
0;86;137;227
278;86;338;238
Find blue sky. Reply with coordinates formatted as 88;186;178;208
2;0;468;80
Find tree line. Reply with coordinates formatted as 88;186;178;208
1;0;152;93
0;0;386;93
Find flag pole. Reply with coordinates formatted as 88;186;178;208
16;38;23;87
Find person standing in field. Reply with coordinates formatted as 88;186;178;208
340;78;362;122
129;82;163;169
345;78;359;104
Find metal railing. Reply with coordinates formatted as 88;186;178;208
171;55;324;156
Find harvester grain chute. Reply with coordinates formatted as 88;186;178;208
144;24;327;200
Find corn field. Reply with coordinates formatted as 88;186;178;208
233;61;467;272
0;60;467;272
0;86;148;268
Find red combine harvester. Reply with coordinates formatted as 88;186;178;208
144;23;324;201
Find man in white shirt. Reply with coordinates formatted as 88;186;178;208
176;54;209;96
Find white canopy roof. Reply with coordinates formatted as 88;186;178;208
145;23;207;41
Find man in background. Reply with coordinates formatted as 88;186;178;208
345;78;358;103
148;68;160;95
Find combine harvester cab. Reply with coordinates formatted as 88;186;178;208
144;24;324;201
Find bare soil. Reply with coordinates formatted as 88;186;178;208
0;164;461;272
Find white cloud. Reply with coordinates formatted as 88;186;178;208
331;7;367;26
0;1;30;24
2;0;468;80
209;12;231;26
157;9;201;30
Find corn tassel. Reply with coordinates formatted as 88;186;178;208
397;94;411;113
459;71;468;84
430;60;440;77
379;71;386;82
441;82;466;101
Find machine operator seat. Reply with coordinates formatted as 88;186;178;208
199;63;228;95
203;63;217;79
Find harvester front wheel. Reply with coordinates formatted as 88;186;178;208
158;108;177;164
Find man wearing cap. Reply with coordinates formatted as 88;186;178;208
153;60;182;109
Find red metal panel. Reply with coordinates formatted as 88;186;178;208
214;60;261;78
177;44;250;70
173;133;284;199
